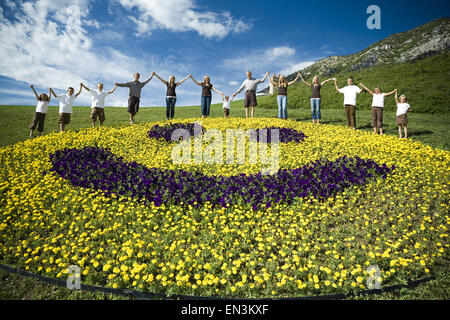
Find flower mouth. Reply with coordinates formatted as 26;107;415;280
49;146;394;210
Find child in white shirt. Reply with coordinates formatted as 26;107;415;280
223;95;232;118
50;85;82;132
395;92;412;138
360;83;397;135
29;85;51;138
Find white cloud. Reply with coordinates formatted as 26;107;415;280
223;46;312;76
279;61;315;76
117;0;252;39
229;80;239;86
265;46;295;60
0;0;192;107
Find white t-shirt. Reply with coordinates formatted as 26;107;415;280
338;85;362;106
36;100;49;114
372;93;386;108
88;90;110;109
396;103;411;116
57;94;76;114
223;100;231;109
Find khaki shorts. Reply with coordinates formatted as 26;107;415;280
90;107;105;122
59;113;71;125
244;90;257;107
371;107;383;128
396;114;408;125
223;108;230;117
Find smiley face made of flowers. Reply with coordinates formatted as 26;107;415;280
0;118;448;298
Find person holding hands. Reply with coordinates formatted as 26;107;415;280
50;84;82;132
395;91;412;138
268;73;301;120
153;73;190;121
115;72;154;125
300;75;335;124
232;71;269;119
29;85;51;138
359;83;397;135
335;77;362;129
190;75;224;118
80;82;117;128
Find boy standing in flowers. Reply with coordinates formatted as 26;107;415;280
29;85;51;138
335;77;362;129
115;72;154;125
359;83;397;135
81;82;118;128
50;85;82;132
395;91;412;138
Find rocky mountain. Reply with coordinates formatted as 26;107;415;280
261;18;450;92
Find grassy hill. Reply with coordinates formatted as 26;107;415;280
252;51;450;114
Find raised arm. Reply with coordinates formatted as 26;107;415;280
143;72;154;85
211;85;224;96
75;84;83;98
189;75;202;86
395;91;399;104
359;83;373;95
299;74;311;87
334;79;341;92
30;85;39;100
321;78;335;86
288;73;301;86
268;76;278;87
176;75;191;87
80;82;91;92
48;88;52;103
232;81;246;98
49;88;58;98
384;88;397;97
258;72;269;83
154;73;168;85
115;81;131;87
108;84;118;95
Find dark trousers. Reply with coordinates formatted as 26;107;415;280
345;105;356;128
166;97;176;119
201;96;212;116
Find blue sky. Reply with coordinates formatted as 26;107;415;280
0;0;449;107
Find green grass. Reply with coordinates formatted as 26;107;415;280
1;104;449;150
0;104;448;300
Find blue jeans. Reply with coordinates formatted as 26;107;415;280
277;95;288;119
201;95;212;116
311;98;321;120
166;97;176;119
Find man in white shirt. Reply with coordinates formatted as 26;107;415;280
232;71;269;118
335;77;362;129
50;85;82;132
81;82;117;128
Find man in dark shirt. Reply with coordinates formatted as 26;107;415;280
116;72;154;125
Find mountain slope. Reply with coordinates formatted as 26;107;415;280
293;18;450;79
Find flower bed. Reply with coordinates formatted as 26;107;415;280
0;118;448;298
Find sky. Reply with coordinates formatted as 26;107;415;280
0;0;449;108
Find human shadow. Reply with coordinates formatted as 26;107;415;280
408;130;434;137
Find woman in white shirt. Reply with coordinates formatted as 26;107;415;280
395;92;412;138
360;83;397;135
29;85;51;138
